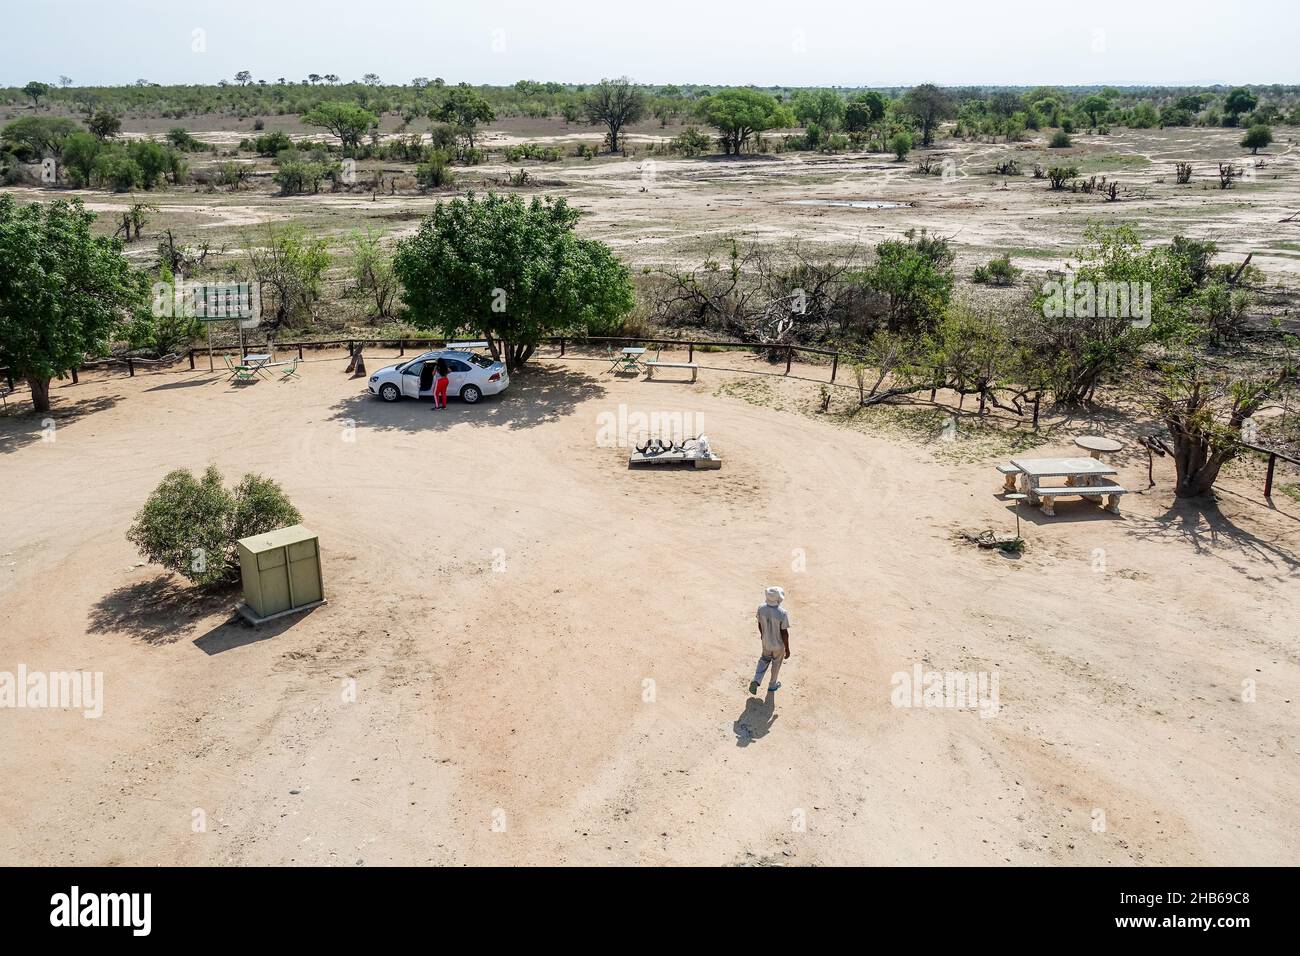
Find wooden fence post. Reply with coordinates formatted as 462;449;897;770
830;352;839;384
1032;394;1041;431
560;336;566;357
785;346;793;375
71;368;78;384
1265;453;1277;498
188;350;195;370
127;358;135;377
688;343;695;362
399;339;405;356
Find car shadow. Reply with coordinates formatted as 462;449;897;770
329;363;605;434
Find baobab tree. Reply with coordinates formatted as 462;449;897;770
1152;355;1295;498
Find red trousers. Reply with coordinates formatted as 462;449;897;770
434;377;449;407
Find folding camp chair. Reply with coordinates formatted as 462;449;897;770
224;355;255;383
278;357;302;382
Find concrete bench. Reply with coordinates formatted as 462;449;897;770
645;361;699;383
996;463;1022;492
1034;484;1127;516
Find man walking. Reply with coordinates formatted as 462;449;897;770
750;586;791;695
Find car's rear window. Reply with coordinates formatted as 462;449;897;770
467;354;494;368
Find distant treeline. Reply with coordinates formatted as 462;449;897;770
4;78;1300;131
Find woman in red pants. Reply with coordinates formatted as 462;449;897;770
431;356;450;410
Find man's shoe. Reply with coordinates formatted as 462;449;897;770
748;680;759;695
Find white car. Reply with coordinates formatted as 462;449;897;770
367;350;509;404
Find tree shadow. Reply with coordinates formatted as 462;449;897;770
87;575;239;646
733;694;779;747
328;364;605;435
144;374;225;392
1124;495;1300;577
1041;404;1163;472
0;392;123;456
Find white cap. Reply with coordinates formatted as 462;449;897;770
764;586;784;606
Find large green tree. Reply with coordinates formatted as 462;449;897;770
696;89;793;155
435;83;496;149
843;91;887;132
900;83;953;147
394;192;634;371
583;77;646;153
2;116;80;159
23;81;51;108
1222;87;1258;125
301;101;377;152
0;197;144;412
791;89;845;130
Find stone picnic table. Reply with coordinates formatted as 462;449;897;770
1008;456;1126;516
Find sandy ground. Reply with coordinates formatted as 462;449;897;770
1;351;1297;865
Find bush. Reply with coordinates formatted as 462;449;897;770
415;150;456;189
1240;124;1273;154
671;126;712;157
94;152;142;191
1049;130;1072;148
971;254;1021;285
127;466;302;586
1047;165;1079;189
166;128;207;152
889;130;913;161
247;130;293;156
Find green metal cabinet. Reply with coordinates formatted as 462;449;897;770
236;525;324;621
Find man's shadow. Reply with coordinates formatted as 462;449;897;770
733;694;778;747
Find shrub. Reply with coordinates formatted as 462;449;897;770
671;126;712;157
248;131;293;156
889;130;913;161
1047;165;1079;189
127;466;302;586
971;254;1021;285
166;128;207;152
94;152;142;191
1240;124;1273;154
1048;130;1072;148
415;150;456;189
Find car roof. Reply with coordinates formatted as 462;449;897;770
409;350;475;361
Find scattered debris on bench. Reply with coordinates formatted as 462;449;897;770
628;435;720;469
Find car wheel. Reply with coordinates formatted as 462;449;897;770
461;384;482;404
379;383;400;402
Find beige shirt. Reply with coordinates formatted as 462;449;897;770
756;604;790;656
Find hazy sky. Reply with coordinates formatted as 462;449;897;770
4;0;1297;88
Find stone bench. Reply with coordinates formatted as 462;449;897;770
996;463;1022;492
1034;484;1127;516
645;361;699;383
